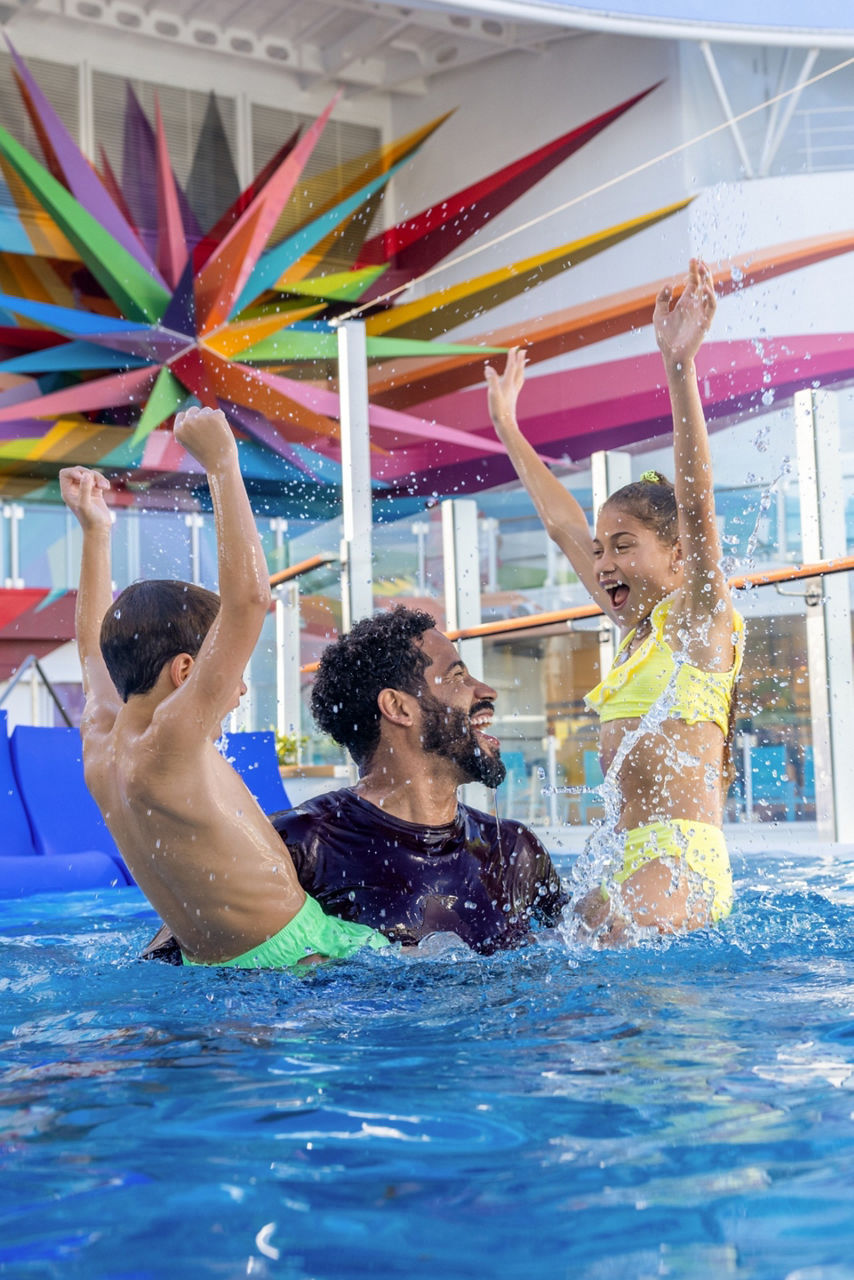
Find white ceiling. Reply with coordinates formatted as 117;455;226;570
13;0;583;94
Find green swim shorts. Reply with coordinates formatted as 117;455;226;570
182;894;389;970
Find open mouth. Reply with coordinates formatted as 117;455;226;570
470;708;500;750
605;582;630;610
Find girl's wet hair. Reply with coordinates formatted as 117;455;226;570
100;579;221;701
602;471;678;545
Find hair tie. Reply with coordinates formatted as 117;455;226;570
640;470;660;484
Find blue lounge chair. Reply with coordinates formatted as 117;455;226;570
748;744;796;821
498;749;527;816
798;745;815;814
9;725;132;883
0;716;130;898
0;711;39;860
0;851;131;898
577;749;606;824
219;730;291;815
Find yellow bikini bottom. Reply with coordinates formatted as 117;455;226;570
609;818;733;922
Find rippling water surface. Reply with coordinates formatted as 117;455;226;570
2;849;854;1280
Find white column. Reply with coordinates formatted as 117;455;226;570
481;516;499;592
591;450;631;677
270;517;288;574
700;40;755;178
6;504;23;588
126;508;140;584
78;61;94;160
184;512;203;585
794;388;854;841
337;320;373;632
546;732;559;827
235;91;254;190
442;498;483;680
275;583;302;751
412;520;429;595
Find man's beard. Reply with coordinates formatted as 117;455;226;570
419;692;506;789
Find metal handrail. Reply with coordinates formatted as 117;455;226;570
0;653;72;725
448;553;854;641
299;553;854;671
270;552;338;588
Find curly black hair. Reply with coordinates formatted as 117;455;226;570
311;606;438;768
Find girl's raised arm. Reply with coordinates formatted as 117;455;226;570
486;348;616;618
654;260;731;629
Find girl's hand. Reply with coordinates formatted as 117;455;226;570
59;467;112;533
485;346;527;440
654;258;716;371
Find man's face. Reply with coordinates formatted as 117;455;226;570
415;629;506;788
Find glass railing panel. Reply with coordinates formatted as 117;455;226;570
728;588;815;824
481;619;606;829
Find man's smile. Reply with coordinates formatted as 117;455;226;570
469;702;500;750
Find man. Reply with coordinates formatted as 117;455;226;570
272;607;567;953
145;606;566;961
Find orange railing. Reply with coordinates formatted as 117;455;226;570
292;554;854;673
269;552;337;588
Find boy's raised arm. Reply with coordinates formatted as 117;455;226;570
59;466;120;720
165;406;272;737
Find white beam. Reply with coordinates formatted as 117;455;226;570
760;47;820;175
794;388;854;842
758;47;792;177
442;498;483;681
591;449;630;683
402;0;854;51
275;582;302;748
337;320;374;633
700;40;755;179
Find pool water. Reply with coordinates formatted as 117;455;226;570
3;849;854;1280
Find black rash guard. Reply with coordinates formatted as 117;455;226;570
271;788;568;954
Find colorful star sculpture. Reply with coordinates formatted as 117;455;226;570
0;47;851;517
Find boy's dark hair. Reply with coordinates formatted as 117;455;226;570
603;471;678;544
311;606;437;768
100;579;221;702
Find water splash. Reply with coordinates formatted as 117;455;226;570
743;456;792;566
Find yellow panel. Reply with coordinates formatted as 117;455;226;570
25;256;75;307
27;417;92;461
366;199;693;339
0;156;77;260
3;253;61;305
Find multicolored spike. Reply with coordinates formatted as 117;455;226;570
355;84;662;297
0;53;840;515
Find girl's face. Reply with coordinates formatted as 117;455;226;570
592;505;681;629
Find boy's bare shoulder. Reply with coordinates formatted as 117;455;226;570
80;693;119;737
79;703;119;776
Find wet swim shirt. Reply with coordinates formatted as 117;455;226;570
272;788;567;954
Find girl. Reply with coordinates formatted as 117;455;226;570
485;259;743;937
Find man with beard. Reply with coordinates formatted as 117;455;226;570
144;606;566;961
271;607;567;953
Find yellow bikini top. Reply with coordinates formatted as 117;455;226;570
585;596;744;734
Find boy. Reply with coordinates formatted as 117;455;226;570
60;405;387;968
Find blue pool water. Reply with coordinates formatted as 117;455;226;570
3;849;854;1280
